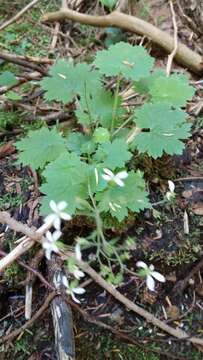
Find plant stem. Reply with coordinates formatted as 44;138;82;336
111;75;121;135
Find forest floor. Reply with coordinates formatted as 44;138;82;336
0;1;203;359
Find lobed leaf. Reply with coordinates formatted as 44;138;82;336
40;152;89;214
94;42;154;80
15;127;67;169
133;103;191;158
41;59;101;104
94;139;132;169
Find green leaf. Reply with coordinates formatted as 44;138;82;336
94;42;154;80
133;103;191;158
41;59;101;104
15;127;67;169
40;152;89;215
94;139;132;169
134;69;165;94
149;74;195;106
93;127;110;143
0;71;18;86
96;170;150;221
100;0;117;9
67;132;90;155
76;88;125;128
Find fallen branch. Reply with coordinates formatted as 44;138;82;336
0;0;40;31
41;8;203;74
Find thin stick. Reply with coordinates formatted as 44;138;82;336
49;22;60;52
0;0;40;31
0;51;53;65
0;216;50;272
0;211;41;241
166;0;178;76
0;292;56;344
41;8;203;74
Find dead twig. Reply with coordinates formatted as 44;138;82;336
0;0;40;31
0;214;51;272
41;7;203;74
172;256;203;295
0;211;41;241
166;0;178;76
0;52;48;75
0;51;53;65
49;22;60;53
0;249;54;290
0;292;56;345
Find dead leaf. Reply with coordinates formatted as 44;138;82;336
0;141;15;159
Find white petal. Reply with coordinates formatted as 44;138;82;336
44;213;56;226
73;269;85;279
45;230;53;242
103;168;114;177
146;275;155;291
52;230;62;242
42;241;50;250
168;180;175;193
57;201;68;211
53;216;61;230
73;287;86;295
149;264;155;271
114;177;125;187
75;243;82;261
70;292;80;303
62;275;69;288
60;212;72;221
136;261;147;269
117;171;128;179
49;200;58;213
45;249;52;260
102;174;112;182
151;271;165;283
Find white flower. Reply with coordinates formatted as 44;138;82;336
62;276;85;303
72;267;85;280
136;261;165;292
44;200;72;230
72;243;85;279
166;180;175;201
42;230;62;260
102;168;128;187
